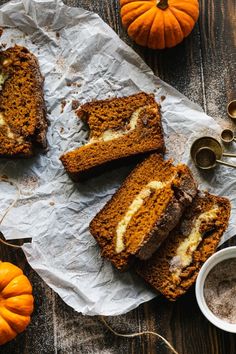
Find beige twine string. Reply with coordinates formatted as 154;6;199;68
100;316;179;354
0;177;22;249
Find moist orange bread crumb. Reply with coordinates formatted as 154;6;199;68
60;92;164;180
89;154;197;271
135;192;231;300
0;45;47;157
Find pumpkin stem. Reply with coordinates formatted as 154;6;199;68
156;0;169;10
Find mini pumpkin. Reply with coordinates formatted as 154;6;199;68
120;0;199;49
0;262;34;345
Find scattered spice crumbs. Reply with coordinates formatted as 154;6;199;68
1;174;8;180
61;99;67;113
71;100;80;110
66;81;81;88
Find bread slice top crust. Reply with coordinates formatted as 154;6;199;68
77;92;158;140
135;192;231;301
60;92;165;180
0;45;47;157
89;153;197;271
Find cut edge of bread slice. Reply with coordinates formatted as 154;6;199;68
60;92;165;180
89;153;197;271
135;191;231;301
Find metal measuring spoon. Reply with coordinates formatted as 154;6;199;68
221;129;236;144
195;147;236;170
227;100;236;120
191;136;236;170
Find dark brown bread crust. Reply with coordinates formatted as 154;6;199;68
89;154;197;271
135;192;231;301
136;197;185;260
60;92;165;180
0;45;47;157
137;165;198;260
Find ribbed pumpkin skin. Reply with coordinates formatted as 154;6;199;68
120;0;199;49
0;262;34;345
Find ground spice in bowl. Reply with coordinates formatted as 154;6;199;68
204;258;236;324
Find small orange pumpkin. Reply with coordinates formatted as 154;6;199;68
120;0;199;49
0;262;34;345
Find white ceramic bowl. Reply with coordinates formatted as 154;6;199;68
195;246;236;333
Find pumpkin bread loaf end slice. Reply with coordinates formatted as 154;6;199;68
0;45;47;157
60;92;165;180
89;153;197;271
135;192;231;300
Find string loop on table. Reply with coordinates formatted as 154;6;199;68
100;316;179;354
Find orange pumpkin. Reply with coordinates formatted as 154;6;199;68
120;0;199;49
0;262;34;345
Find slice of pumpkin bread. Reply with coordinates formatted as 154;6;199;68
135;192;231;300
60;92;164;180
89;153;197;271
0;45;47;157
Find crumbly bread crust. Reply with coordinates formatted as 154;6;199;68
60;92;164;180
0;45;47;157
135;192;231;300
89;154;197;271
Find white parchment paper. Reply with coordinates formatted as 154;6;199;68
0;0;235;316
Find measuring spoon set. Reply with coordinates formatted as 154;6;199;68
191;130;236;170
191;100;236;170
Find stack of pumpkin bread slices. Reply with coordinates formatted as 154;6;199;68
89;152;230;300
60;92;231;301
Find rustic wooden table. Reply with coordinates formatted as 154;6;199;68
0;0;235;353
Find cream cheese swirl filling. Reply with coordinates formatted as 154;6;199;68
0;73;7;90
0;112;14;139
0;112;24;143
169;206;219;280
88;106;148;145
115;181;167;254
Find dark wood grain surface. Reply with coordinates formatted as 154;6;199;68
0;0;236;353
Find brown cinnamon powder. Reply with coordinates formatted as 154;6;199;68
204;258;236;324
